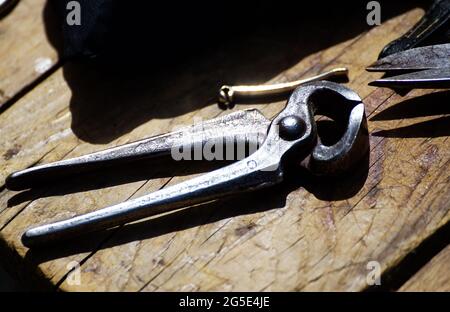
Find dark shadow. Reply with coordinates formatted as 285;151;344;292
373;116;450;138
371;90;450;120
391;88;412;98
42;1;428;144
301;151;370;201
43;0;63;55
371;90;450;138
372;72;414;97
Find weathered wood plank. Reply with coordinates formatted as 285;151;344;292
1;8;449;292
0;0;59;110
399;245;450;292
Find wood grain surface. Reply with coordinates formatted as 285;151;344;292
399;245;450;292
0;4;448;291
0;0;59;111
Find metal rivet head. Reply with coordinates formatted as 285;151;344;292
278;115;306;140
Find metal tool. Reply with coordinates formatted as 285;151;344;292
367;43;450;89
6;82;369;248
218;68;348;108
379;0;450;59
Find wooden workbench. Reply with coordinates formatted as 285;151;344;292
0;1;448;291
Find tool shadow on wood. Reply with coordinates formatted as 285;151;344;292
42;1;427;144
371;90;450;138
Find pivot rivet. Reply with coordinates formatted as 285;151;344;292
278;116;305;140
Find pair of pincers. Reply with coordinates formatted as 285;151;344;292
6;82;369;248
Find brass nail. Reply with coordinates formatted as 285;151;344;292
218;67;349;108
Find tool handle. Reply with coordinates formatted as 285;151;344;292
5;134;175;191
21;149;283;247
